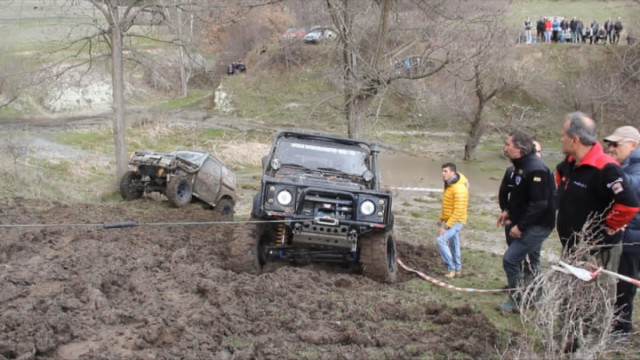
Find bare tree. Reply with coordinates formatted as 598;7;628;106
560;45;640;131
326;0;449;139
443;5;520;160
36;0;281;184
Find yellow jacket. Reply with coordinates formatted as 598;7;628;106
439;172;469;227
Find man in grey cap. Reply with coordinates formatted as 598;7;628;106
604;125;640;340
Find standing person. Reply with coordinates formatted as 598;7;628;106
536;17;545;44
560;17;569;43
555;113;639;337
544;17;552;43
496;132;555;313
436;163;469;279
498;141;544;279
524;17;532;44
591;19;600;44
614;17;624;44
603;126;640;339
604;17;614;44
570;16;578;43
576;18;584;43
552;16;561;42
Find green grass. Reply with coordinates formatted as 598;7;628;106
157;89;211;110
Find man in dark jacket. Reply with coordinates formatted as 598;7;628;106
498;141;543;279
604;126;640;338
497;131;555;313
536;17;545;43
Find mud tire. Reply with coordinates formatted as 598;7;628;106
359;230;397;283
214;198;235;220
225;221;276;275
119;170;143;200
166;174;192;207
226;222;261;274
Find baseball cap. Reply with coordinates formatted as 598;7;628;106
604;126;640;143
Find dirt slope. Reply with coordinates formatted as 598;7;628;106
0;198;504;360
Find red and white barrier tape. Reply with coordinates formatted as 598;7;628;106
397;258;508;293
385;186;443;193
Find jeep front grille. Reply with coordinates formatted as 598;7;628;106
299;190;354;220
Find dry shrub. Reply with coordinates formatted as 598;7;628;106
519;213;621;359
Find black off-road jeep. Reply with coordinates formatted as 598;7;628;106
119;150;237;219
227;131;397;282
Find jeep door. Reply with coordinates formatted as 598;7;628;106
193;156;221;204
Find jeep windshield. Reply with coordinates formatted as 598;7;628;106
272;137;370;177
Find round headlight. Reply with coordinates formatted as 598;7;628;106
362;170;374;182
360;200;375;216
276;190;293;205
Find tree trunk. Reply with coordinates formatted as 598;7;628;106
110;3;128;184
463;94;486;161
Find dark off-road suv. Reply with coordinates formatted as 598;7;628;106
227;131;397;282
120;150;237;219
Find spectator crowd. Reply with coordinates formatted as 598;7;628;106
522;16;628;45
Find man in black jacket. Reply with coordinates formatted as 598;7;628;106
497;131;555;313
498;140;543;277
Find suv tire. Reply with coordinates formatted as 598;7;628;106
120;170;143;200
166;174;192;207
359;230;397;283
214;198;235;220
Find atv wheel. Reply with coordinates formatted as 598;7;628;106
359;230;397;283
119;170;143;200
214;198;235;220
166;174;192;207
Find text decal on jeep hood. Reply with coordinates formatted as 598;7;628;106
291;143;360;156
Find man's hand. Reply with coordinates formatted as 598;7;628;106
509;225;523;239
439;227;446;236
605;224;627;236
497;211;510;227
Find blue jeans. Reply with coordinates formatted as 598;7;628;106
503;225;552;280
437;222;463;271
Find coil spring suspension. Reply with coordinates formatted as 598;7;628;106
276;223;287;245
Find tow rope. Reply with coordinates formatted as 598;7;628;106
554;261;640;286
386;186;443;193
397;258;509;293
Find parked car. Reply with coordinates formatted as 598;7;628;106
303;27;337;43
281;27;306;40
119;150;236;218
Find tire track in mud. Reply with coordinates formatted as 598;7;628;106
0;199;503;359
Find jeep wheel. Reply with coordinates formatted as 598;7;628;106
226;221;275;274
119;171;143;200
214;198;235;220
226;222;261;274
359;231;397;283
166;174;192;207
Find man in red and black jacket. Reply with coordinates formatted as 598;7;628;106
556;112;639;263
555;112;639;350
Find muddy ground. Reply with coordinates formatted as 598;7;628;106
0;198;507;360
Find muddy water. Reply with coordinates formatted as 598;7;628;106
379;152;501;196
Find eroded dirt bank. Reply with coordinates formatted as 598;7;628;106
0;198;505;360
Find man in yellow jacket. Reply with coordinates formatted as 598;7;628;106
437;163;469;279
